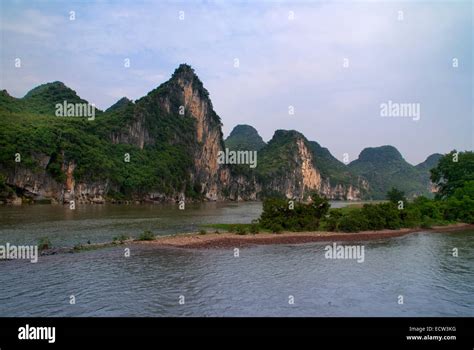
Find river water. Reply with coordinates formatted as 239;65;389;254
0;202;473;316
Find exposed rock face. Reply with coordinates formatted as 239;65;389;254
296;138;322;194
259;130;367;200
173;66;230;200
110;111;150;149
75;182;107;204
0;64;371;204
5;166;63;201
107;64;233;201
1;155;108;204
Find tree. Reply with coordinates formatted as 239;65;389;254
443;181;474;223
386;187;407;205
258;193;330;231
430;151;474;199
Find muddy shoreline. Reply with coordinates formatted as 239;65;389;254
142;223;474;249
36;223;474;256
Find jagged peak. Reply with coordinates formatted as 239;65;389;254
171;63;196;79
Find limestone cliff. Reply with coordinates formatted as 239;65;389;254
257;130;367;200
0;64;374;204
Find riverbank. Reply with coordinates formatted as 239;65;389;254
36;223;474;256
141;223;474;249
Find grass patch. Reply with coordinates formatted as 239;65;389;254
235;225;247;235
136;230;155;241
113;234;130;244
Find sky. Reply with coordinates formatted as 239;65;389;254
0;0;472;164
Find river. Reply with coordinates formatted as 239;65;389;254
0;202;473;316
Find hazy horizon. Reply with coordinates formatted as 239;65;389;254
1;0;472;164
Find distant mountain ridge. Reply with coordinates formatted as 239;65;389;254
348;146;439;198
0;64;442;203
225;124;266;151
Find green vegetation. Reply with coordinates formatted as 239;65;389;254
258;192;330;231
386;187;407;205
308;140;361;189
0;65;220;201
137;230;155;241
224;124;266;151
249;223;260;234
37;237;52;251
199;229;207;235
348;145;439;199
112;234;130;244
235;225;248;235
0;66;443;203
254;151;473;233
430;151;474;199
256;130;302;179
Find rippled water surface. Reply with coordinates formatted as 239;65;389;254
0;203;473;316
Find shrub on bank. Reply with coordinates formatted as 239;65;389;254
249;223;260;234
337;210;369;232
137;230;155;241
113;234;130;243
235;225;247;235
259;193;330;232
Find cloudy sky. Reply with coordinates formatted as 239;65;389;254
1;0;472;164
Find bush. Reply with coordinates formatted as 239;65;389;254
137;230;155;241
412;196;443;220
325;209;343;232
269;223;283;234
442;182;474;223
361;204;386;230
249;223;260;234
113;234;130;243
420;215;435;229
360;203;401;230
258;194;330;231
399;205;422;228
37;237;52;251
338;211;369;232
235;225;247;235
199;229;207;235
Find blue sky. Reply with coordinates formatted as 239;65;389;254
0;0;472;164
